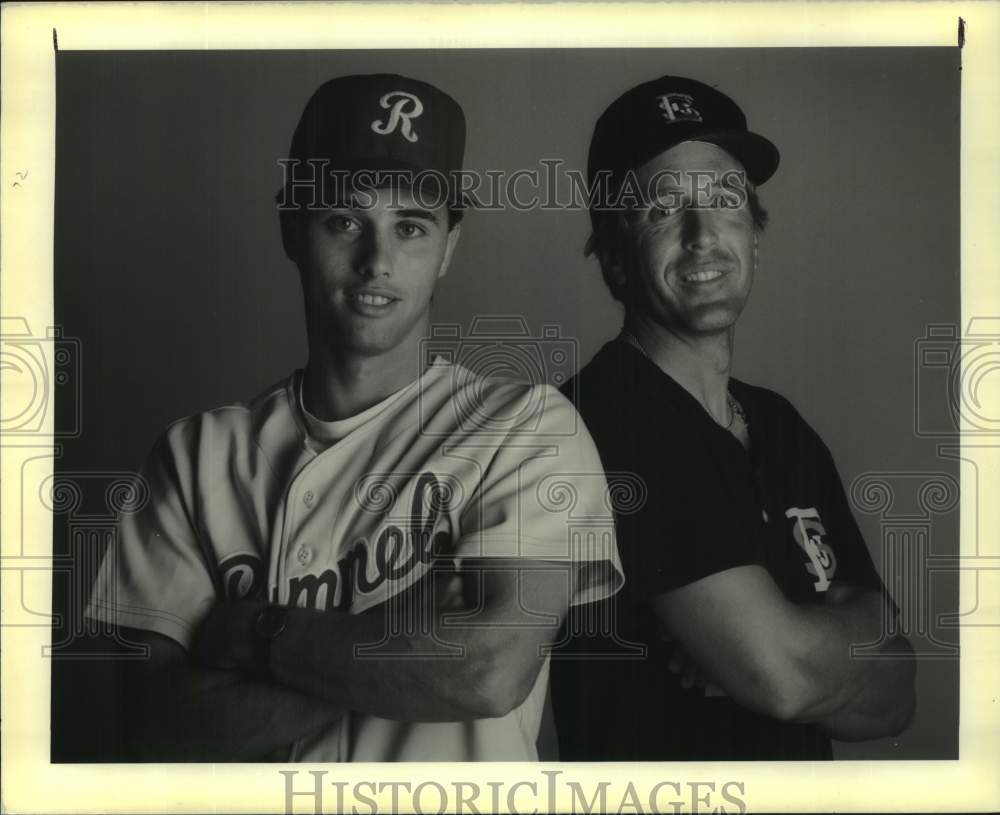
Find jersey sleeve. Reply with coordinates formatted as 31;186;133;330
453;385;624;608
84;422;217;650
810;431;892;600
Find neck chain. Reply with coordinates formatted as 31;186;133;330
619;329;748;431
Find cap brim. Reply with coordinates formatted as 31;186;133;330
688;129;780;186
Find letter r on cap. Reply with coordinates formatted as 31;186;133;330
371;91;424;143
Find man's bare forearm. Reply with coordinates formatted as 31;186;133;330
789;586;916;738
653;569;916;739
817;639;916;742
197;564;569;722
712;578;916;736
123;628;344;762
127;661;345;761
269;604;517;721
271;565;565;721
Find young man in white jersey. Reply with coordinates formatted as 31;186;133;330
86;73;622;762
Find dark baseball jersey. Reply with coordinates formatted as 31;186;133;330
551;339;889;761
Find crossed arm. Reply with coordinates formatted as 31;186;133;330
121;559;575;760
653;565;916;741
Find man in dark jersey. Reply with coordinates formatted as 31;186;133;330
551;75;916;760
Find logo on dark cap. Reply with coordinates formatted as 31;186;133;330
657;93;703;124
371;91;424;143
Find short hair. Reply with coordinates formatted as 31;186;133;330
586;186;769;304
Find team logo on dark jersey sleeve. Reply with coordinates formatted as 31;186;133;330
785;507;838;592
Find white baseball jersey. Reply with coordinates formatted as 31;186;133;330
86;360;623;761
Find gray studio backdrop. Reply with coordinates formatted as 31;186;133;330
53;48;960;760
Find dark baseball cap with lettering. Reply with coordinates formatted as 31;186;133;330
587;75;780;199
278;73;466;209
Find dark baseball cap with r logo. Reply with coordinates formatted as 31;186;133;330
587;75;780;195
279;73;466;209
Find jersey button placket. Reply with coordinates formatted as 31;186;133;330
296;544;314;567
294;489;315;570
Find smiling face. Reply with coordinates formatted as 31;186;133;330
289;186;460;361
614;140;757;339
